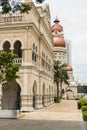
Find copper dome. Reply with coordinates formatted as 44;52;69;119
51;17;63;32
53;36;65;47
66;65;73;71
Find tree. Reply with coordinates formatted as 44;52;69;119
54;60;69;98
0;0;45;14
0;51;20;86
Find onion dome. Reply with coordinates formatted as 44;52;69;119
53;36;65;47
51;17;63;32
66;65;73;71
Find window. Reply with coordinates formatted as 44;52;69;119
48;59;51;71
13;40;22;58
3;41;11;53
42;52;45;67
32;43;37;62
46;56;48;69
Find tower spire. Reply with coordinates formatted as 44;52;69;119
54;16;60;23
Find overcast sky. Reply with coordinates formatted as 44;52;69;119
42;0;87;84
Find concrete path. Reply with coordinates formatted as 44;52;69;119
0;100;87;130
22;100;83;121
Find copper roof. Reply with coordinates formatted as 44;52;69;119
66;65;73;71
53;36;65;47
51;17;63;32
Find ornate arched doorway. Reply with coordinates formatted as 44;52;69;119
2;81;21;110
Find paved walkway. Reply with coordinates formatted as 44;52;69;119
0;100;87;130
22;100;83;121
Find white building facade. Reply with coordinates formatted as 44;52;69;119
0;0;54;112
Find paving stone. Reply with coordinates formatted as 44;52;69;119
0;100;86;130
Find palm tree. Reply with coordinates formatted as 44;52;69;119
54;60;60;98
54;60;69;99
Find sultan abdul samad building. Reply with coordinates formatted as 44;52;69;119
0;0;54;112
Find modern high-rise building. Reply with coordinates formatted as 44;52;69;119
66;39;72;65
65;39;74;82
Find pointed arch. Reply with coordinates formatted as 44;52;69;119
32;81;37;108
42;83;46;106
2;40;11;53
12;39;24;49
13;40;22;58
2;81;21;110
52;86;54;94
49;85;51;94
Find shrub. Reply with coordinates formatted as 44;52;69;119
82;111;87;121
54;96;60;103
82;106;87;112
79;98;87;107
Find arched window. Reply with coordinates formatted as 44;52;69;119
13;40;22;58
46;56;48;69
42;52;45;67
32;43;37;62
48;59;51;71
3;41;11;53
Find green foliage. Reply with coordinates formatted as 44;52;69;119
82;106;87;112
0;72;3;81
1;1;11;14
0;51;17;65
20;3;32;14
5;63;20;81
78;98;87;121
0;51;20;84
54;96;60;103
54;60;69;98
54;60;69;85
79;98;87;107
0;0;44;14
82;111;87;121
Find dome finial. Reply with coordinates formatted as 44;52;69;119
51;16;63;32
54;16;60;23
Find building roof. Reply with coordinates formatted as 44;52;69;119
51;17;63;32
53;36;65;47
66;65;73;71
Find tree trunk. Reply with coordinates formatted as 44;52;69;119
56;82;59;98
60;81;62;98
